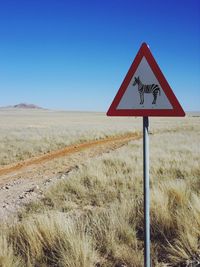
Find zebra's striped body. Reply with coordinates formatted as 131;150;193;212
132;76;161;105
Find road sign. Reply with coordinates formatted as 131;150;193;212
107;42;185;117
106;43;185;267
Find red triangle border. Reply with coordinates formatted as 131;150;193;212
107;43;185;117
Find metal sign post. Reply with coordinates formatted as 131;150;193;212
143;116;150;266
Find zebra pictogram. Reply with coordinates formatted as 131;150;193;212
132;76;161;105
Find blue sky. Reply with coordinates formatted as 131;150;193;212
0;0;199;111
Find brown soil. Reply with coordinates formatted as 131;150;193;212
0;133;141;221
0;133;140;178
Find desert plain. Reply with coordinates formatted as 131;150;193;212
0;108;199;267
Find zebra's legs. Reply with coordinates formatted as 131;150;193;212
140;93;144;104
152;91;158;104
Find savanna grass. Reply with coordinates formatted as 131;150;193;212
0;115;199;266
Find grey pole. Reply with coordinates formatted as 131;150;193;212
143;116;150;267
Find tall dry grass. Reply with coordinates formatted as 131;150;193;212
0;115;199;266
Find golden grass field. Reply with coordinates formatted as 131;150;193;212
0;109;136;166
0;109;200;267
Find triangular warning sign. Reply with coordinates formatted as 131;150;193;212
107;43;185;117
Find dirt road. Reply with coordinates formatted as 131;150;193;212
0;133;141;221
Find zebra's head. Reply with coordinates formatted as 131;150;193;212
132;76;140;86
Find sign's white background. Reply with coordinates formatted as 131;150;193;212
117;57;173;110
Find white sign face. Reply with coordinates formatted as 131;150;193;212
117;57;173;110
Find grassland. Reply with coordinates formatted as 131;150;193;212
0;110;199;266
0;109;137;166
0;108;194;167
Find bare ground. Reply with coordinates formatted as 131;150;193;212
0;133;141;221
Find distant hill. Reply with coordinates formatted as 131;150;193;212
2;103;44;109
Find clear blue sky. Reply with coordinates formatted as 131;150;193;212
0;0;199;111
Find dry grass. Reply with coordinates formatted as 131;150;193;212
9;212;97;267
0;112;199;266
0;109;136;166
0;109;193;166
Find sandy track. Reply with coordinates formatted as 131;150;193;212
0;133;141;220
0;133;140;178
